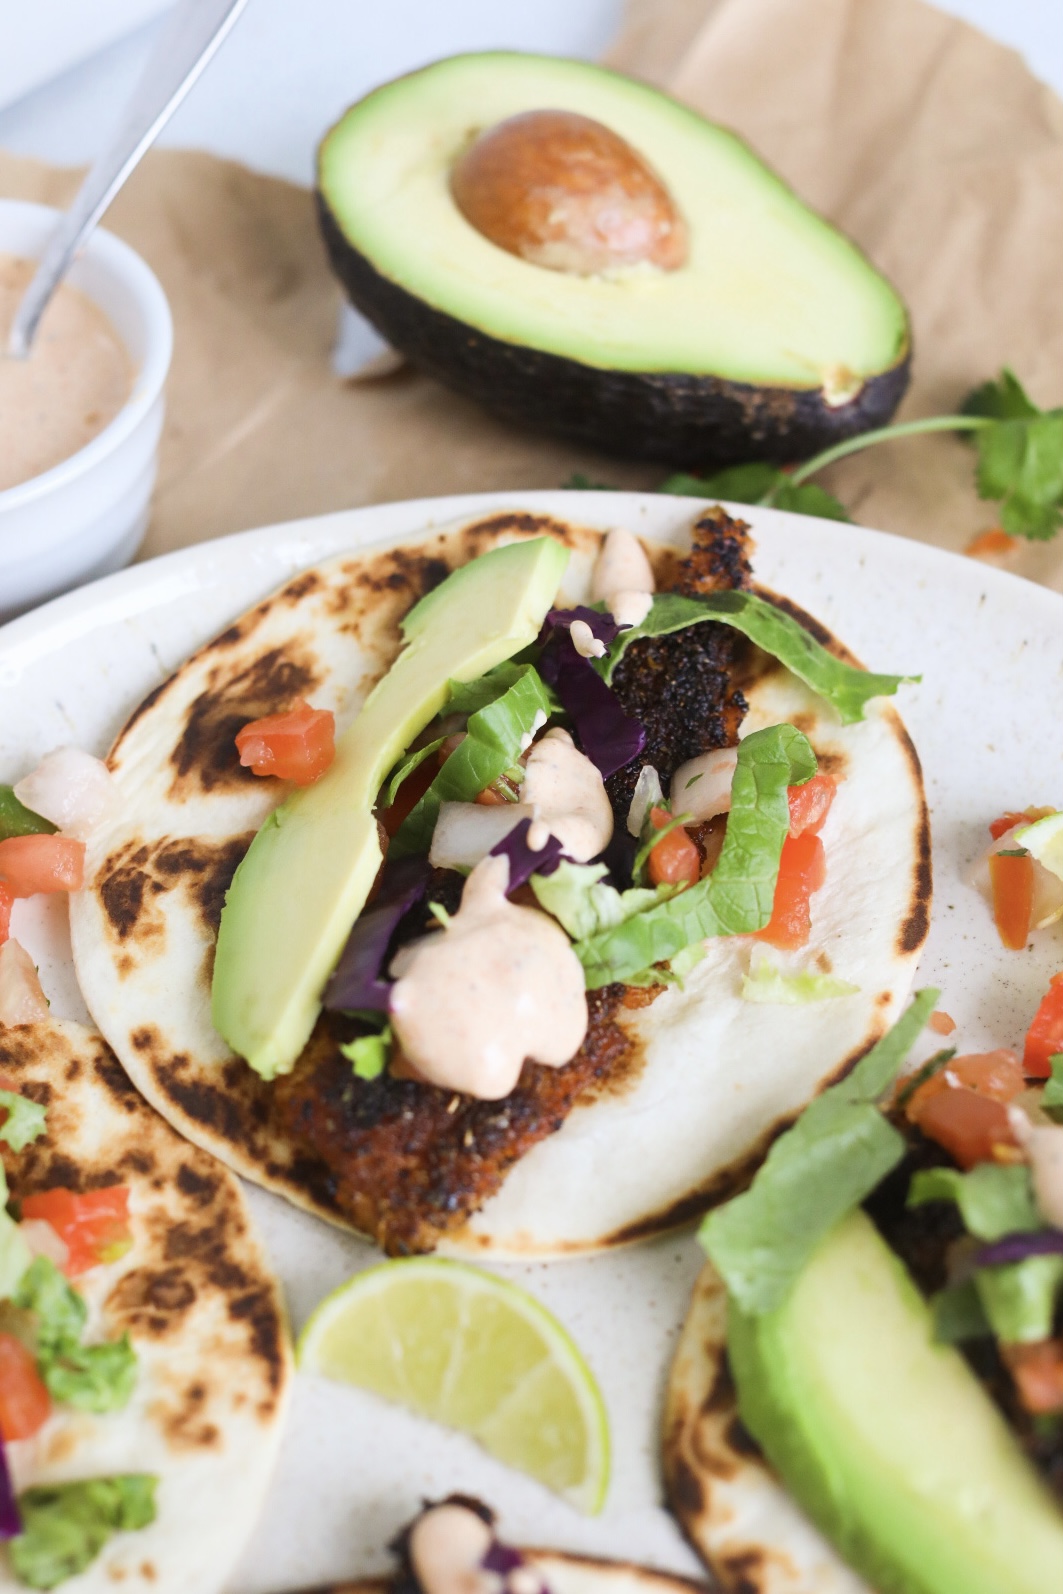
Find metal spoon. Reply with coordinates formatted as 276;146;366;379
7;0;250;359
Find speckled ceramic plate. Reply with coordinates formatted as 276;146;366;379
1;492;1061;1592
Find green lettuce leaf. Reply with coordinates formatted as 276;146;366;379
572;724;816;989
0;1089;47;1153
741;958;859;1005
1044;1053;1063;1123
0;1164;31;1300
380;739;445;809
699;988;938;1314
444;660;546;717
907;1162;1040;1241
596;590;914;723
391;665;553;856
660;464;850;523
15;1257;138;1413
340;1025;392;1081
530;859;677;943
11;1476;157;1591
975;1255;1063;1345
930;1278;991;1344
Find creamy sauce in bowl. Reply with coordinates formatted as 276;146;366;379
0;254;133;492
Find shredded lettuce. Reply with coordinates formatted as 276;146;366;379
15;1257;137;1414
741;955;859;1005
571;724;816;989
531;859;678;943
699;989;938;1314
0;1164;31;1301
907;1163;1041;1241
380;739;445;808
391;665;554;856
1043;1053;1063;1123
340;1026;391;1081
907;1162;1063;1343
10;1476;157;1590
930;1278;991;1344
444;661;547;717
596;590;915;724
0;1090;46;1153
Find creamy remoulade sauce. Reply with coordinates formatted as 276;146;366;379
521;727;613;861
0;254;132;492
591;526;655;629
388;853;588;1099
409;1504;492;1594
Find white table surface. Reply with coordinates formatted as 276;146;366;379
0;0;1059;189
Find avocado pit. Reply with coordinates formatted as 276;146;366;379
450;109;688;277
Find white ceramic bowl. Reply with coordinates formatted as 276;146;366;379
0;200;172;620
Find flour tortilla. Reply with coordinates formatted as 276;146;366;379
69;508;929;1257
0;1018;291;1594
663;1260;873;1594
296;1549;709;1594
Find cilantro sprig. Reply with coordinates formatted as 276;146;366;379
660;369;1063;542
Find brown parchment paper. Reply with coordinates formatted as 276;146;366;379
1;0;1061;589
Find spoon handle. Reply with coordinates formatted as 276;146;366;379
7;0;250;358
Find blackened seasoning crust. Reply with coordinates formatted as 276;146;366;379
606;507;753;819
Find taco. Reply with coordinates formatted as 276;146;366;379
0;1016;289;1593
290;1494;709;1594
664;990;1063;1594
67;505;928;1256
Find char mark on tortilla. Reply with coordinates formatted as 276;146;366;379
606;507;753;817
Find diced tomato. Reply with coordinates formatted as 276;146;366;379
754;830;826;951
20;1186;131;1277
989;812;1028;841
0;834;84;897
235;700;335;786
647;807;700;888
0;1333;50;1441
787;774;836;838
1002;1339;1063;1415
928;1009;956;1035
988;849;1034;950
905;1049;1025;1122
1024;973;1063;1080
0;882;11;946
909;1086;1018;1169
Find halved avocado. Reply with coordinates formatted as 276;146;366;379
317;52;910;468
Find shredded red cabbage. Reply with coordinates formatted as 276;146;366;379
481;1540;525;1575
537;612;645;780
490;817;563;891
323;857;430;1012
0;1441;20;1540
971;1230;1063;1270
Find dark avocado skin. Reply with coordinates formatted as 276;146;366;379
318;192;911;469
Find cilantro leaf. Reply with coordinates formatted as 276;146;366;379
659;463;850;521
699;989;938;1314
962;369;1063;540
11;1477;156;1590
0;1090;46;1153
962;367;1040;422
598;589;915;723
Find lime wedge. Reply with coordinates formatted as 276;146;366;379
1016;811;1063;881
297;1257;610;1513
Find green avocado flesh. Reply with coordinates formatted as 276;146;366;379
212;536;569;1080
318;52;907;391
727;1210;1063;1594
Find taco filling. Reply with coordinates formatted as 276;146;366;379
66;506;924;1256
671;985;1063;1594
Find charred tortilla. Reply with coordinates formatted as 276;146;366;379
0;1018;290;1594
69;509;929;1257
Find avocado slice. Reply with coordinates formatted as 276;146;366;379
317;52;909;468
212;535;569;1080
727;1209;1063;1594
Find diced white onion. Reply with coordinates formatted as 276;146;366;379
0;940;50;1026
670;747;739;821
626;765;663;837
14;747;114;839
428;802;535;871
19;1219;69;1269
